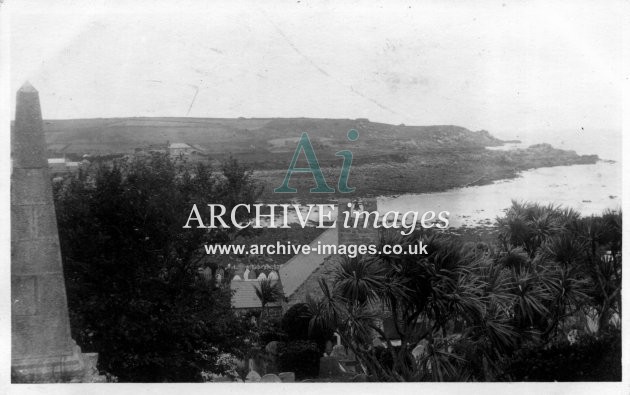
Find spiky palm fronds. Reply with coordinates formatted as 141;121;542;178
542;234;587;267
332;255;391;304
301;201;621;381
508;268;553;327
253;278;284;309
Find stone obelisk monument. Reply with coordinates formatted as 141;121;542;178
11;82;101;382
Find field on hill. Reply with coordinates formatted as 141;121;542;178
39;117;503;161
29;117;599;201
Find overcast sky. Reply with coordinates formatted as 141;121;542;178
7;0;624;137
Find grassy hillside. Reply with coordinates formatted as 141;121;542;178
36;117;505;162
27;117;598;201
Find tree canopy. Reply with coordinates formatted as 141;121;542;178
53;154;262;381
305;201;621;381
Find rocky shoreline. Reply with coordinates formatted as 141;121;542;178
255;143;599;203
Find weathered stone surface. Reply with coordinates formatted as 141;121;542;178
324;340;334;356
245;370;261;382
330;344;348;360
319;356;348;378
372;337;386;348
278;372;295;382
11;203;61;242
260;373;282;382
11;239;63;275
211;375;233;382
11;168;54;204
263;340;284;373
330;345;358;373
351;373;368;382
411;339;429;360
11;276;37;316
12;342;106;383
11;82;103;382
12;82;47;169
265;340;284;355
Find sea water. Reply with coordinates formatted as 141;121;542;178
380;129;622;228
270;129;621;228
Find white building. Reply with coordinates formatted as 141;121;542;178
48;158;81;173
168;142;193;157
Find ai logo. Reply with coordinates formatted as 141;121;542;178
274;129;359;193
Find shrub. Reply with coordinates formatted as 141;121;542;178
260;330;288;345
259;319;288;344
278;340;320;380
281;303;311;340
54;154;261;381
500;330;621;381
281;303;334;352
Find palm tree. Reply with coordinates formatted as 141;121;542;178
305;232;495;381
304;202;621;381
254;278;284;321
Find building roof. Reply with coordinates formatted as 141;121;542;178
279;227;337;297
48;158;66;164
190;144;207;153
169;142;192;149
231;280;283;309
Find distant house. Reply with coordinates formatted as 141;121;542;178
168;142;193;157
147;143;168;154
190;144;208;156
48;158;82;174
48;158;66;172
66;161;80;171
230;279;284;319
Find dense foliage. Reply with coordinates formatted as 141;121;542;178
254;278;284;320
281;303;334;350
278;340;321;380
305;201;621;381
499;329;621;381
281;303;312;340
54;154;621;383
53;154;262;381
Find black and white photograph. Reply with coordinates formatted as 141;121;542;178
1;0;627;393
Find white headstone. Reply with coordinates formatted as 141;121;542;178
245;370;261;383
278;372;295;382
260;374;282;382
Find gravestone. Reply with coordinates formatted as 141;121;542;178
330;345;357;373
11;82;103;382
245;369;261;382
278;372;295;382
330;344;348;360
260;373;282;382
319;356;353;379
323;340;333;356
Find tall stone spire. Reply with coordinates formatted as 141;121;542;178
12;82;47;168
11;82;102;382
